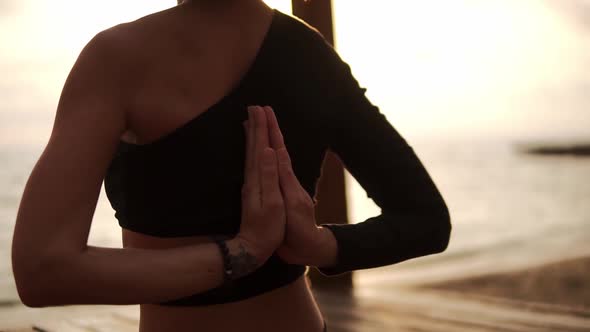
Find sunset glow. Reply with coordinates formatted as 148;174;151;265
332;0;589;139
1;0;588;146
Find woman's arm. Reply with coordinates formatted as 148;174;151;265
308;33;452;276
11;27;261;307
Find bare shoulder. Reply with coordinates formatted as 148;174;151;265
90;7;183;68
75;17;166;99
84;23;139;72
85;5;178;65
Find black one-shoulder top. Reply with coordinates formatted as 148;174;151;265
104;9;451;306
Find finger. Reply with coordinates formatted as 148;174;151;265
264;106;304;198
263;106;285;150
260;147;282;206
276;147;305;199
254;106;272;206
241;118;257;205
252;106;270;205
245;106;258;189
252;106;264;193
254;106;270;158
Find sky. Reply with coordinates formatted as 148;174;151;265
1;0;589;146
332;0;590;141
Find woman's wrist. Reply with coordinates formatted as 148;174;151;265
312;226;339;268
224;236;265;279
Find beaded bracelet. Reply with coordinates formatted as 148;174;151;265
211;235;234;286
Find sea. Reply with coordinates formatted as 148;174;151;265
1;135;589;303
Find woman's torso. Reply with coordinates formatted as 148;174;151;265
124;230;324;332
111;3;326;331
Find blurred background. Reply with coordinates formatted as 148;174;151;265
1;0;589;331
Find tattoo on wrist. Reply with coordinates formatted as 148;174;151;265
229;242;259;279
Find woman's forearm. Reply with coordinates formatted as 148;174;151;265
17;237;259;307
310;226;339;268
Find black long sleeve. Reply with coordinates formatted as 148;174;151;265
309;34;452;277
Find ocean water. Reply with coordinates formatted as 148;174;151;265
1;136;589;303
352;136;590;288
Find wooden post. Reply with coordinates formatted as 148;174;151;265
292;0;353;291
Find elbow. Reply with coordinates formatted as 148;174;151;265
18;290;55;309
430;204;452;254
16;286;47;308
13;264;48;308
12;251;70;308
13;260;52;308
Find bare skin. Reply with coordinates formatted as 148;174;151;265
11;1;333;331
124;230;325;332
120;2;326;330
